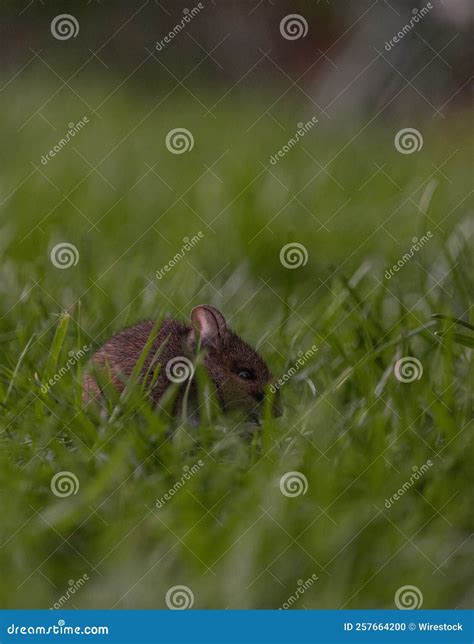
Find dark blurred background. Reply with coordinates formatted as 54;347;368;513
1;0;472;119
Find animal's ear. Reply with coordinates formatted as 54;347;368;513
190;305;227;349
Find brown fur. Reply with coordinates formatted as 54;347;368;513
83;305;277;420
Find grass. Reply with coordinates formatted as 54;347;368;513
0;78;472;609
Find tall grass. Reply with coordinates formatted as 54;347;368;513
0;80;472;609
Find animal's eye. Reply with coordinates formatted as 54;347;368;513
236;368;255;380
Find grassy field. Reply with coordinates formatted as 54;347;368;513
0;78;472;610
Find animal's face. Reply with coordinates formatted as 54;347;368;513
189;305;280;420
204;332;273;419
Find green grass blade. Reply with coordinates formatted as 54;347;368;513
47;311;70;376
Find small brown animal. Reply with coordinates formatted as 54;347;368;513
83;304;278;421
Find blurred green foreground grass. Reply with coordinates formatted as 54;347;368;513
0;80;472;609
